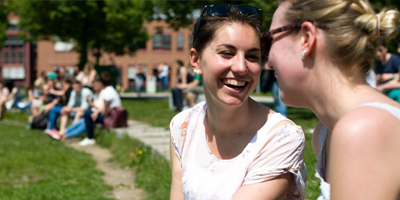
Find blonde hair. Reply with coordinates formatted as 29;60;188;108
280;0;399;75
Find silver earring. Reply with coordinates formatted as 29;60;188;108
193;69;201;75
301;50;307;60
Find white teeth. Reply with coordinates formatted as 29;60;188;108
224;79;246;87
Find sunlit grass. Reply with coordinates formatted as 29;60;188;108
0;122;113;200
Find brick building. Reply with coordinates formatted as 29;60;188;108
0;14;36;87
1;16;194;90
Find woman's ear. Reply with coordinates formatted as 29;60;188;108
300;21;317;58
190;48;202;75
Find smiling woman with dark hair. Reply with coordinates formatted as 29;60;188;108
169;4;306;200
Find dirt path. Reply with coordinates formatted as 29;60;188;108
64;139;147;200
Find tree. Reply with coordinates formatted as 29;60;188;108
0;0;9;48
152;0;278;32
10;0;152;68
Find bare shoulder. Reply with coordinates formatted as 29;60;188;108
330;105;400;199
333;105;400;145
331;105;400;173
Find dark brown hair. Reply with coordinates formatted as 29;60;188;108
193;6;262;55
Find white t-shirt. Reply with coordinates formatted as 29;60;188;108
158;65;169;78
99;86;121;108
92;94;104;110
170;102;306;200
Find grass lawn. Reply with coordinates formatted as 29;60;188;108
0;96;320;200
122;98;321;200
0;120;113;200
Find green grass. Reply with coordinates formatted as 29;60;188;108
122;99;176;129
96;130;171;200
0;122;113;200
1;98;320;200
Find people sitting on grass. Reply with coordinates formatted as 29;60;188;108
45;79;93;140
79;71;122;146
29;83;60;129
59;78;104;140
0;80;19;119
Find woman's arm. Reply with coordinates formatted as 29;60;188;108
49;88;65;96
233;120;305;200
99;100;109;115
170;140;184;200
232;173;294;200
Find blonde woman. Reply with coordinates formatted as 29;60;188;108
265;0;400;199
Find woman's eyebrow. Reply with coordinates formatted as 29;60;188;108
217;44;261;52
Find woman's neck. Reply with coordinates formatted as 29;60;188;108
309;78;373;131
205;98;258;137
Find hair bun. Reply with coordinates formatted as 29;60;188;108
354;4;399;40
378;8;400;39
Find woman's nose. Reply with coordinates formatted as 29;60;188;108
231;54;248;74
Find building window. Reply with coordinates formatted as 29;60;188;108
177;34;184;50
153;34;171;50
0;45;26;64
2;66;26;79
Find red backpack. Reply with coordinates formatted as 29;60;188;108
103;106;128;130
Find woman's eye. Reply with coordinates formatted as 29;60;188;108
219;51;234;58
246;54;260;62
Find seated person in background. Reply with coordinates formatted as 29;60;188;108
29;83;60;128
76;62;97;89
45;79;92;140
375;39;400;85
0;80;10;120
0;80;19;118
171;60;194;112
377;39;400;103
59;78;104;140
79;71;122;146
183;73;204;108
17;83;35;111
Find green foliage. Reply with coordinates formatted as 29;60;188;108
10;0;151;68
153;0;277;32
0;0;9;48
304;134;320;200
0;122;113;200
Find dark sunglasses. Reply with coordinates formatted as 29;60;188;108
192;3;263;47
261;21;330;60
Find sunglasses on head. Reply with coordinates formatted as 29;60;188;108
192;3;263;47
261;21;330;60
